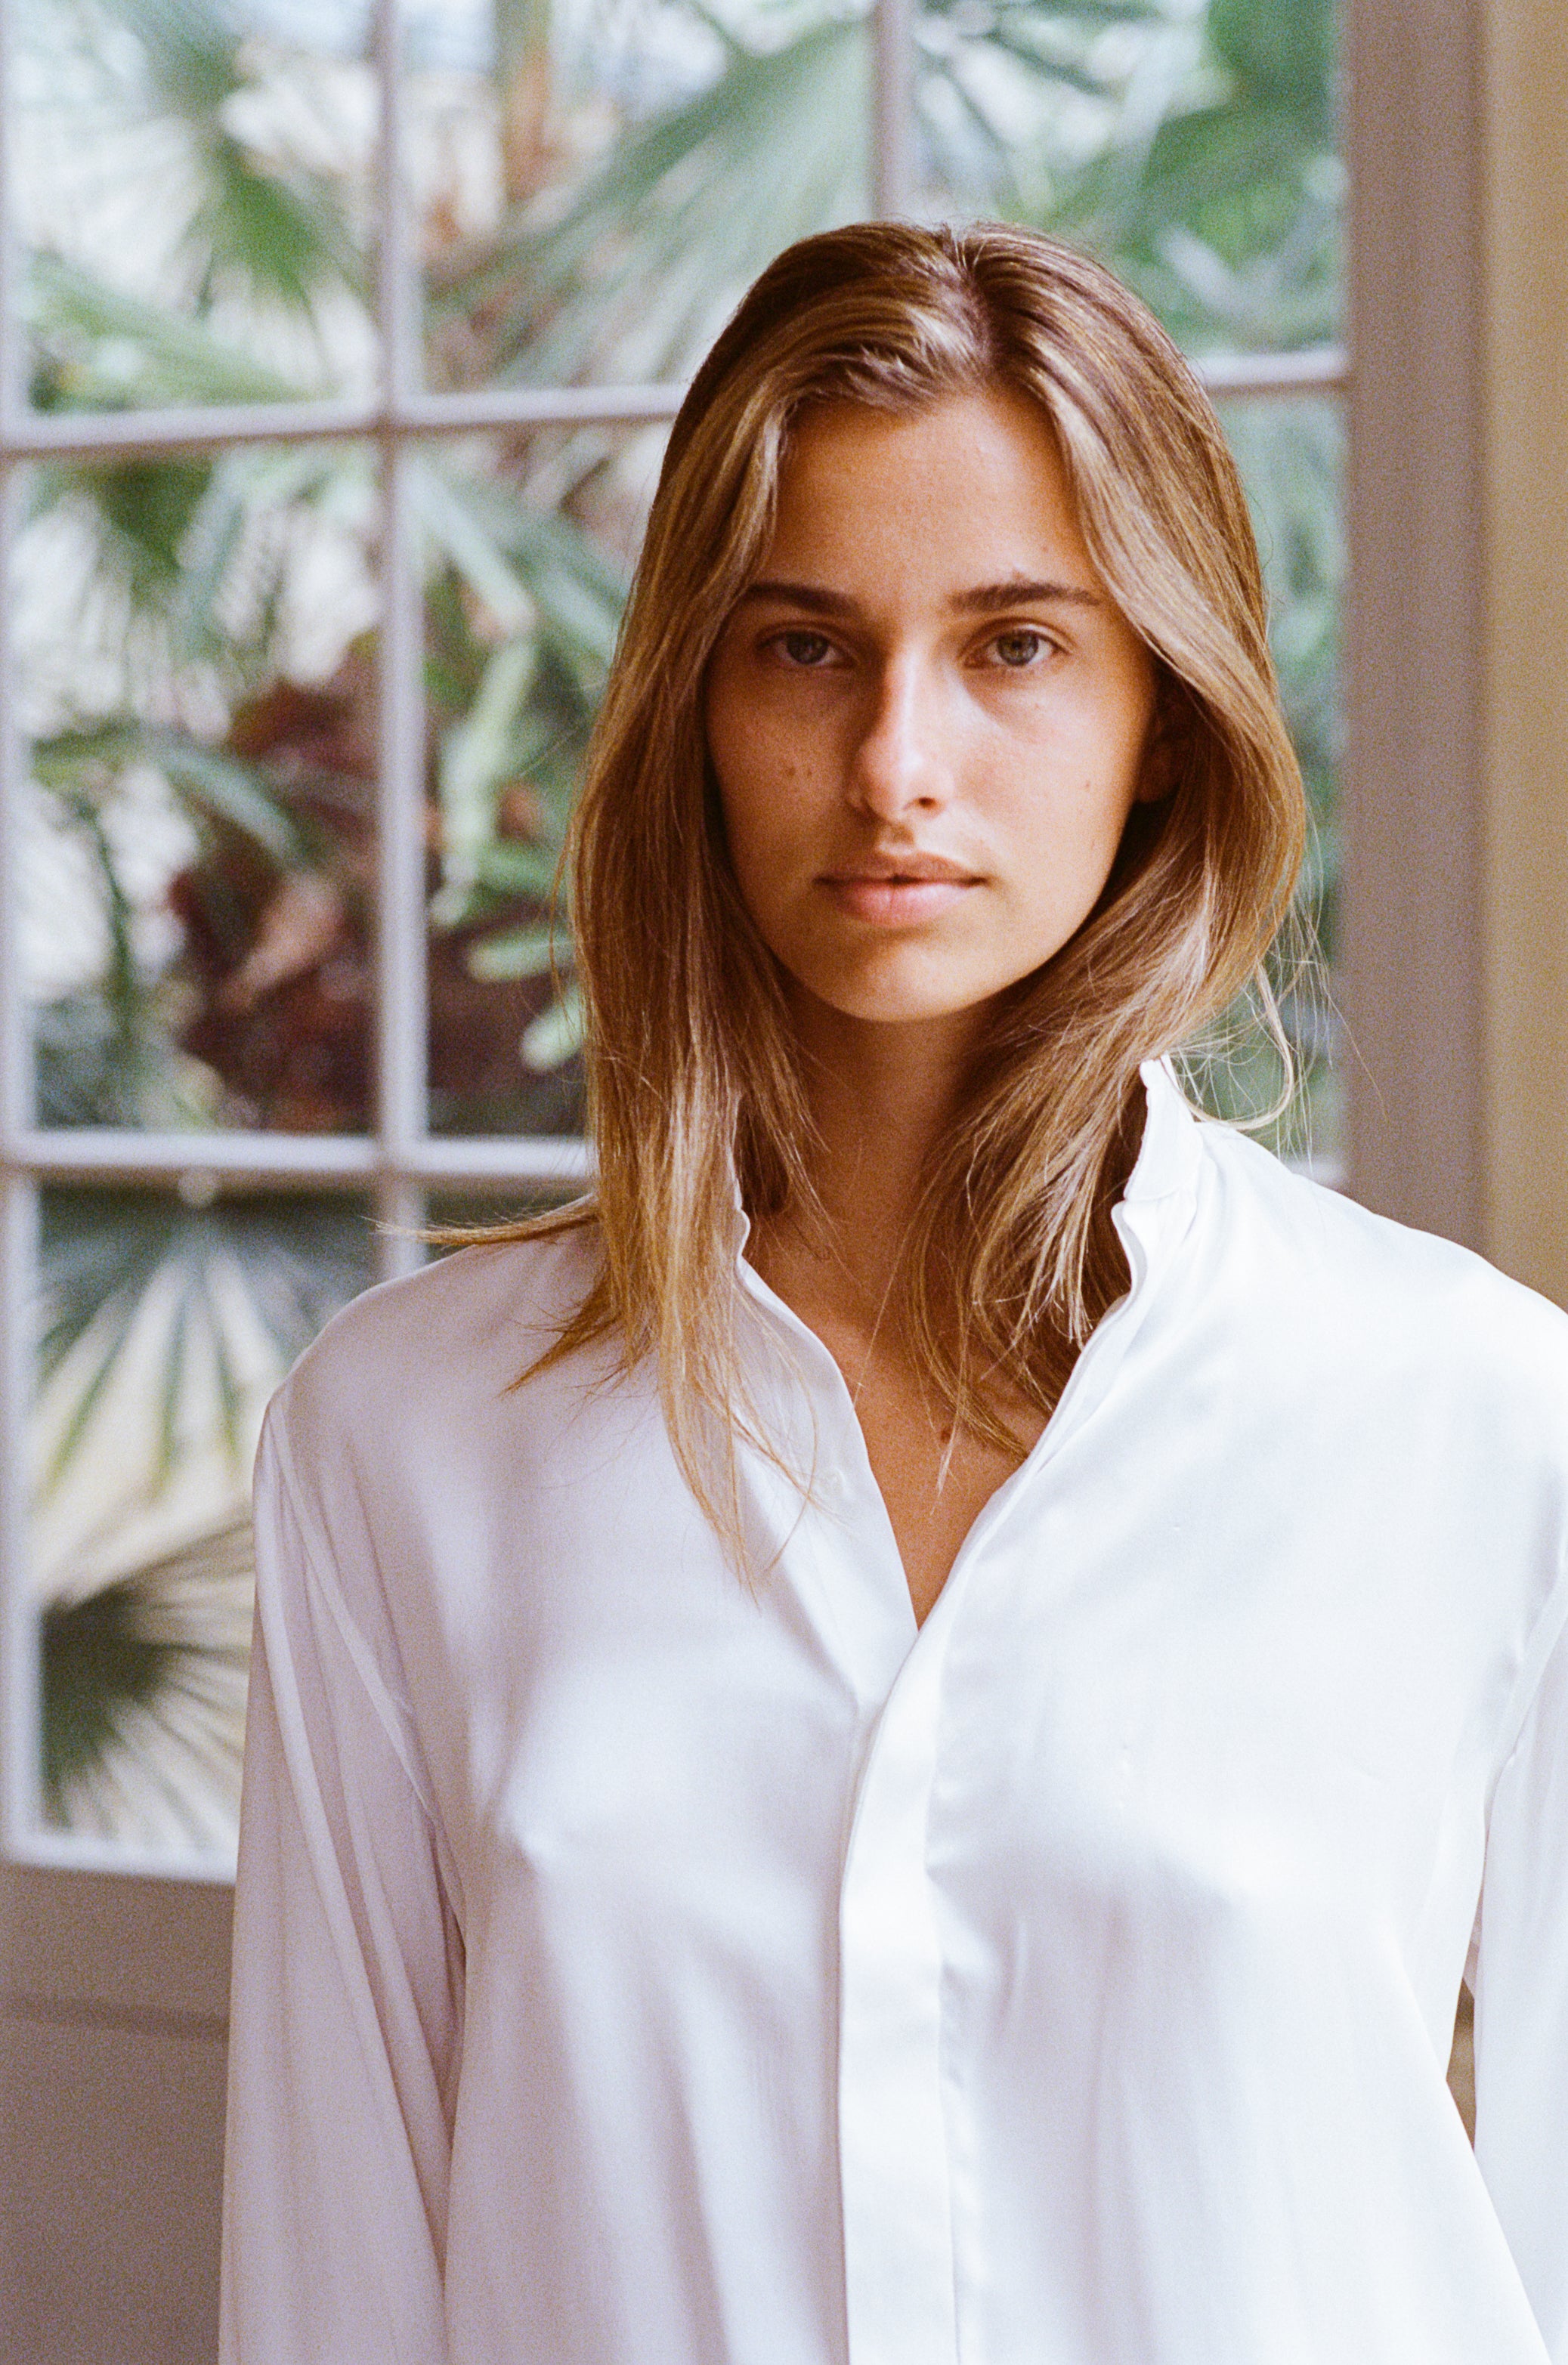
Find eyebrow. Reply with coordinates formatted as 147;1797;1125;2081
738;575;1103;616
952;577;1103;614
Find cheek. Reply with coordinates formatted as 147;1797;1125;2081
988;765;1144;951
713;755;787;890
709;705;821;883
707;669;772;842
1041;690;1150;833
705;728;795;951
1004;731;1140;845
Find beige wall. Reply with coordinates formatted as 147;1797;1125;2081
0;1867;230;2363
1482;0;1568;1303
1344;0;1568;1307
1343;0;1486;1253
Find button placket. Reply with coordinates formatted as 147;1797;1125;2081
832;1170;1191;2365
837;1615;959;2365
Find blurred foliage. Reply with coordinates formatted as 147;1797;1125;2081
33;1187;373;1844
37;1187;372;1472
41;1519;252;1840
1050;0;1340;350
426;13;874;388
18;0;1341;1842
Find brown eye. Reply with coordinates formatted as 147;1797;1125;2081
991;628;1048;668
778;629;834;666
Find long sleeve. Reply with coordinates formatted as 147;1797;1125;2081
220;1401;465;2365
206;1123;1568;2365
1471;1576;1568;2363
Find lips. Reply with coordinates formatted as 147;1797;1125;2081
818;851;979;887
816;854;981;925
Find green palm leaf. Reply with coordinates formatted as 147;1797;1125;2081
428;14;872;388
42;1511;254;1846
28;253;311;413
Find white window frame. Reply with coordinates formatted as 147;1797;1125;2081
0;0;1347;1880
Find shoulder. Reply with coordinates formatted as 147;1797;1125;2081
1193;1117;1568;1411
267;1214;605;1473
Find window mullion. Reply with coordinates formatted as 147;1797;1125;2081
0;0;39;1852
0;1173;39;1850
376;1173;426;1280
872;0;916;218
375;433;429;1270
0;0;18;428
374;0;418;421
373;0;430;1281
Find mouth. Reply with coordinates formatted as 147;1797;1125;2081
816;855;982;925
818;852;980;887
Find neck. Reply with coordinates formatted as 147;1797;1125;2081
766;989;989;1319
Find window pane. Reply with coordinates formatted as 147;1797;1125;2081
1213;389;1344;1171
16;443;380;1133
415;0;870;391
915;0;1342;356
421;422;666;1137
16;0;379;413
31;1183;375;1854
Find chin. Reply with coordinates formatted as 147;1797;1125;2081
797;962;1007;1031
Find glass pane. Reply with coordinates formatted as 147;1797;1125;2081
1211;390;1344;1171
421;422;666;1136
15;442;380;1133
917;0;1342;357
415;0;871;391
31;1183;375;1853
16;0;379;413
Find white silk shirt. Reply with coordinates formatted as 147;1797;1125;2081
221;1064;1568;2364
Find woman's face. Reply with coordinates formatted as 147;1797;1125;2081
704;388;1164;1048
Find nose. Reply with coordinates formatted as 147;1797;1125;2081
845;653;952;821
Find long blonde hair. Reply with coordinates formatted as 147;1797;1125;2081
471;221;1305;1547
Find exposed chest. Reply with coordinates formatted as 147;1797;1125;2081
844;1349;1047;1625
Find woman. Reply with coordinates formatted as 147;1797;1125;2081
221;224;1568;2364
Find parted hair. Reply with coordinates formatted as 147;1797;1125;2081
459;221;1306;1550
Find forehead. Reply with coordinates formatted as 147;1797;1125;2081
764;387;1093;577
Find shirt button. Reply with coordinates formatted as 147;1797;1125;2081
820;1467;849;1507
